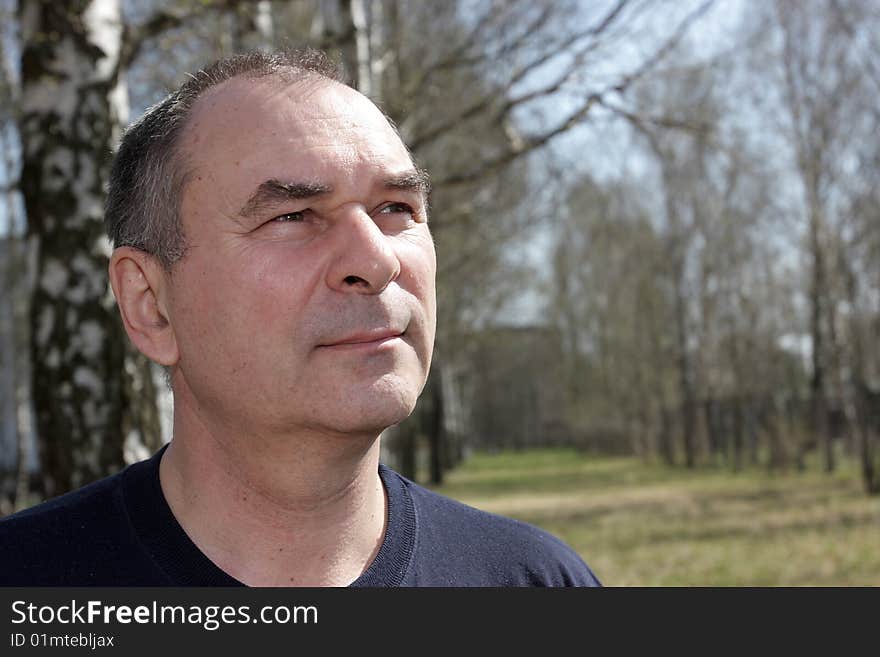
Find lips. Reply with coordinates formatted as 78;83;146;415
318;328;404;348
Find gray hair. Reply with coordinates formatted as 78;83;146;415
105;48;345;269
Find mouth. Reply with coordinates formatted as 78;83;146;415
317;329;405;351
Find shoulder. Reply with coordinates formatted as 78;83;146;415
0;469;137;585
385;468;601;587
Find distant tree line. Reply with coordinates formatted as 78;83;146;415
543;0;880;494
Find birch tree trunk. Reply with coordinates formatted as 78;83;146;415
18;0;130;497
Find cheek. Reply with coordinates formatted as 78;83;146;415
397;238;437;351
170;251;317;355
399;232;437;300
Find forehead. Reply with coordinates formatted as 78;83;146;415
182;75;413;186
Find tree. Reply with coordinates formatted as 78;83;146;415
548;175;678;460
824;0;880;493
18;0;134;496
552;26;804;471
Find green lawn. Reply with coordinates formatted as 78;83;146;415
431;448;880;586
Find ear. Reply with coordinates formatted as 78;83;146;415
108;247;179;367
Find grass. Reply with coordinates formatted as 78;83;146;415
431;448;880;586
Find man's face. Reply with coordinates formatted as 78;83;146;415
164;76;436;438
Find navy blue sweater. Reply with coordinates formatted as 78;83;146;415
0;447;600;587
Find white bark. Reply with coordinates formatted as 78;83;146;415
20;0;131;495
255;1;274;48
350;0;373;97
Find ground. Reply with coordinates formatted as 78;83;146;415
433;448;880;586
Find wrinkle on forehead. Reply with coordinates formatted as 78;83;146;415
177;72;418;238
186;76;413;187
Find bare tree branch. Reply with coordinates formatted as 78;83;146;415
432;0;715;188
829;0;880;95
610;0;715;94
115;0;274;83
434;93;601;188
404;1;509;97
409;1;632;152
599;98;712;137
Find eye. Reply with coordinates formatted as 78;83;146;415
272;211;306;223
378;202;413;216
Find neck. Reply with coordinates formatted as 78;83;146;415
159;390;387;587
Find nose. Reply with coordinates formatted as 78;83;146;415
326;206;401;294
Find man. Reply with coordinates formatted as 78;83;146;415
0;50;600;587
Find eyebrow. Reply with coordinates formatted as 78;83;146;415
238;180;332;218
237;169;431;219
384;168;432;196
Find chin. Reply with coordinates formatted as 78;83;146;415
325;372;423;435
